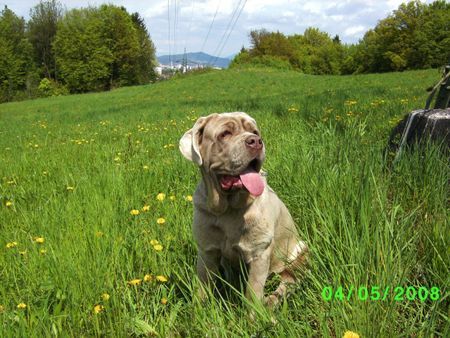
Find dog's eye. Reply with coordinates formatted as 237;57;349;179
220;130;232;139
253;130;259;136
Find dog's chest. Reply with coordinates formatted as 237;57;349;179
216;212;273;264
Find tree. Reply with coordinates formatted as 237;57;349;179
232;1;449;74
354;0;449;73
0;6;35;102
231;27;345;74
131;12;157;83
53;5;157;93
28;0;63;79
53;8;113;92
98;5;140;88
412;0;450;68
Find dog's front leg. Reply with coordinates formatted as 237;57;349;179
196;250;220;300
245;248;271;302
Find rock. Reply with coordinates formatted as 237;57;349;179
402;109;450;147
386;108;449;163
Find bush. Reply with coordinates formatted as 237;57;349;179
38;77;69;97
231;54;293;71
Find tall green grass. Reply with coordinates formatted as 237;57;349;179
0;68;448;336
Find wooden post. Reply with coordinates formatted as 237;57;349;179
434;65;450;109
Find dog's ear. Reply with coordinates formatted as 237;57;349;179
179;116;208;166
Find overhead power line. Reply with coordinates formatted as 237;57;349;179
200;0;221;54
209;0;241;64
182;0;196;51
209;0;247;67
173;0;180;56
167;0;171;66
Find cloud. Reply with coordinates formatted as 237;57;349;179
2;0;435;57
344;25;366;38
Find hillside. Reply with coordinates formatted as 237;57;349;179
0;68;448;337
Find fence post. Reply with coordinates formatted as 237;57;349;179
434;64;450;109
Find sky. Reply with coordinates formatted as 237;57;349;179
1;0;434;58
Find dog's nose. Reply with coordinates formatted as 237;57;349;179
245;135;263;150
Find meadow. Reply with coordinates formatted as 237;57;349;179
0;68;448;337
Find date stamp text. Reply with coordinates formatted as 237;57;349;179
321;286;441;302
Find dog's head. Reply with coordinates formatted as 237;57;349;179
180;112;266;199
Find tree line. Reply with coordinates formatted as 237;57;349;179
0;1;157;103
231;0;450;75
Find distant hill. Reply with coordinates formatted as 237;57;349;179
157;52;231;69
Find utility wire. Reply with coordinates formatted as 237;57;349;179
200;0;220;54
173;0;179;57
210;0;241;62
213;0;247;65
182;0;196;50
167;0;171;66
209;0;243;66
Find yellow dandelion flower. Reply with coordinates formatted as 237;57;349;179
153;244;163;251
6;241;18;248
39;249;47;255
150;239;159;246
142;205;150;212
93;304;104;314
185;195;193;202
130;209;140;216
156;275;168;283
5;201;13;207
101;293;110;301
156;218;166;225
143;165;149;170
343;331;360;338
156;193;166;201
161;297;168;305
66;186;74;191
17;303;27;310
169;195;176;201
144;274;153;282
34;237;45;244
127;279;142;286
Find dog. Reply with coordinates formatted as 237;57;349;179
179;112;307;306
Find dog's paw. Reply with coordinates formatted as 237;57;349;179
248;309;256;322
195;286;209;303
264;294;280;308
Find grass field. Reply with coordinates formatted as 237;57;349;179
0;68;448;337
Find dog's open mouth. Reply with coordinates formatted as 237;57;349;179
219;159;264;196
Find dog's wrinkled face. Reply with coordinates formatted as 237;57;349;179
180;112;266;196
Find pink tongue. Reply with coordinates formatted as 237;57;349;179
239;171;265;196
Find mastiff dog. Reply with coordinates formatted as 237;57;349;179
179;112;308;306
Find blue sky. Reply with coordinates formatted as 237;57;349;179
1;0;434;58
